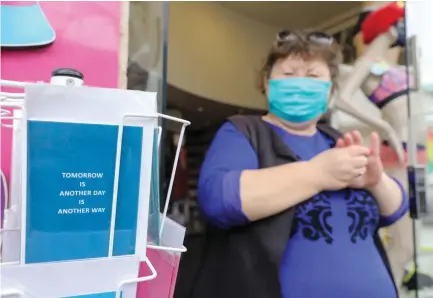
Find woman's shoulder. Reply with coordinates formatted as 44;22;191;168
208;119;260;154
212;120;250;144
216;115;269;143
218;120;240;132
203;120;259;169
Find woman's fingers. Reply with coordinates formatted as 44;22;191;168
344;133;354;146
346;145;370;157
336;138;345;148
352;130;364;146
338;131;362;148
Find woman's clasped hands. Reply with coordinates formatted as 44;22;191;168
310;130;384;191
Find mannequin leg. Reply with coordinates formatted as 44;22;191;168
383;167;414;289
381;98;419;292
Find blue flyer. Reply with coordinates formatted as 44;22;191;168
147;128;161;245
25;120;144;263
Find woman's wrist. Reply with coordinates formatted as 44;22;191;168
304;160;327;193
367;173;405;217
365;172;387;194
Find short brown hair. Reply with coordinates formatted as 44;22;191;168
258;30;343;94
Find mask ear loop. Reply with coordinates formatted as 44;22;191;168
328;83;338;110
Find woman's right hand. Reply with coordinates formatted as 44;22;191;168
309;145;370;191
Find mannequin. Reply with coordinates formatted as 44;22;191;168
330;1;424;291
352;1;401;64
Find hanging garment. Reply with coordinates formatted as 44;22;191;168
1;2;56;48
172;148;189;201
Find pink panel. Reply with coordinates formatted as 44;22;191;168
137;249;181;298
380;145;427;167
0;1;122;183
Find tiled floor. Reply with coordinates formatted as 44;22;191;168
401;224;433;298
401;288;433;298
418;223;433;276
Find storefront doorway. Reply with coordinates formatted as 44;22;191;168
130;2;433;297
404;2;433;297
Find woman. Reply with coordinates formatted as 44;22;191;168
193;31;408;298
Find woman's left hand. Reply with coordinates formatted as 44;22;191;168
335;130;384;189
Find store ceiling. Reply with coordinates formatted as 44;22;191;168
219;1;362;30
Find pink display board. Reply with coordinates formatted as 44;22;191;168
1;5;184;297
1;1;122;183
137;249;181;298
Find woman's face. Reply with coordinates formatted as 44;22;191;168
265;55;332;130
269;55;331;82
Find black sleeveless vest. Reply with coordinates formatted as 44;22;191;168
189;115;396;298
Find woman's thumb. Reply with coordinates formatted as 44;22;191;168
370;132;381;156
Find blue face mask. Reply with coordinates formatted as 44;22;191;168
268;77;331;123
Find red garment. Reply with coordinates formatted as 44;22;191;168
171;149;189;200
